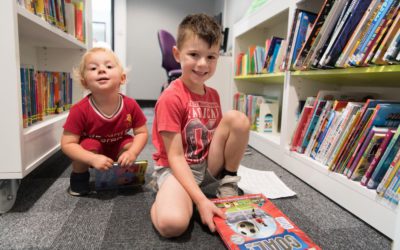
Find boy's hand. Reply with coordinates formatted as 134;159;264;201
196;199;226;233
117;151;137;167
90;154;114;171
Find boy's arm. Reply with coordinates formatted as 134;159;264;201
161;131;225;232
61;130;113;170
118;124;149;166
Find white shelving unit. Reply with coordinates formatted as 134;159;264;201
0;1;91;212
231;0;400;244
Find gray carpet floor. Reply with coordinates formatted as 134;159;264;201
0;108;392;249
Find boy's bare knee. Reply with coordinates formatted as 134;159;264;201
225;110;251;132
156;215;190;238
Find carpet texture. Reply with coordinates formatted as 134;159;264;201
0;108;392;249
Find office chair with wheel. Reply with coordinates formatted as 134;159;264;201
157;29;182;91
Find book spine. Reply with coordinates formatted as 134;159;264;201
367;133;400;189
376;146;400;195
361;130;394;185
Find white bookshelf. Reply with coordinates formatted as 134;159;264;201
231;0;400;243
0;1;91;213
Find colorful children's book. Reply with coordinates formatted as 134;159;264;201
95;160;148;190
212;194;321;250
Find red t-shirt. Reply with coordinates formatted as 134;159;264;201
63;94;146;144
152;79;222;167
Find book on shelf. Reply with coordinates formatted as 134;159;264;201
382;158;400;205
304;0;351;70
367;124;400;189
348;127;388;180
294;0;336;70
290;96;316;151
331;99;394;173
371;9;400;64
257;102;279;133
289;10;317;70
325;102;363;167
312;100;349;163
18;0;85;41
356;1;400;66
296;90;373;154
343;103;400;176
347;0;397;66
263;37;283;73
377;146;400;195
19;68;72;128
318;0;374;68
362;4;400;65
95;160;148;190
383;28;400;63
211;194;321;250
304;100;333;157
360;128;396;185
273;40;288;73
335;0;382;67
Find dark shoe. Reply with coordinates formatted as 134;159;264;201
68;171;90;196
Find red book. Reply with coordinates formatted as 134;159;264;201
212;194;320;250
291;106;313;151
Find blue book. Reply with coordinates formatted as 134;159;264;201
313;110;336;158
297;100;327;153
323;0;373;67
348;0;396;65
268;42;282;73
263;37;283;71
291;11;317;68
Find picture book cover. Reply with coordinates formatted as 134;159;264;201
95;160;148;190
212;194;320;250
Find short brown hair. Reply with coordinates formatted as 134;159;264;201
176;13;221;49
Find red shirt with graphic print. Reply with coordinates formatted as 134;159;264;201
152;79;222;167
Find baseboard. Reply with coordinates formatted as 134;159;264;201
136;99;157;108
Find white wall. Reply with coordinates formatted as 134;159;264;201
126;0;223;101
223;0;253;53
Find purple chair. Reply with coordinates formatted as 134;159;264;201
157;29;182;90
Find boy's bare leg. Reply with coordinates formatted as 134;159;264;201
208;110;250;176
151;174;193;238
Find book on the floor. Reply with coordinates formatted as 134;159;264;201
95;160;148;190
211;194;320;250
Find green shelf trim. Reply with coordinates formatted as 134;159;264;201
291;65;400;76
234;73;285;84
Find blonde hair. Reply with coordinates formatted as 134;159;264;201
73;47;126;86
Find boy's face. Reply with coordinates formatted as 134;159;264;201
82;51;126;93
173;34;219;88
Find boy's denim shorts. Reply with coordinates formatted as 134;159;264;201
150;161;219;191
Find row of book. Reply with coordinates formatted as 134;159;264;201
235;0;400;76
234;37;288;76
233;93;280;133
290;0;400;70
20;68;73;128
290;90;400;206
17;0;85;42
